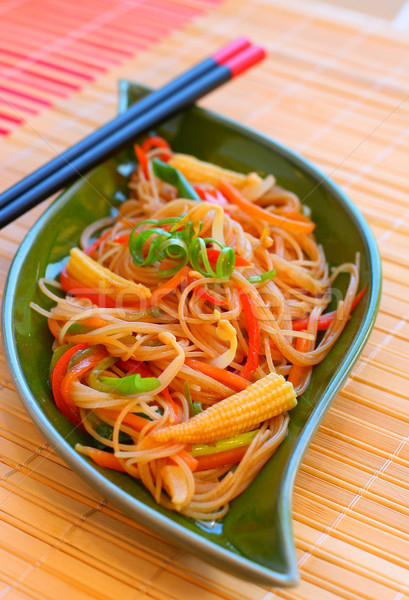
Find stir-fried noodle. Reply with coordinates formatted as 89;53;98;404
32;139;360;520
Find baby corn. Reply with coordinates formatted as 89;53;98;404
168;153;262;190
151;371;296;444
67;248;151;300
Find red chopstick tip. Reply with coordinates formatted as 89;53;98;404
212;37;251;65
226;46;266;77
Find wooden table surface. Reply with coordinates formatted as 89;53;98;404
1;1;409;599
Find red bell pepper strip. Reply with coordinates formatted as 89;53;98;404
194;285;226;306
291;312;333;332
140;136;171;161
116;358;154;378
195;446;248;471
83;230;112;257
238;292;260;379
291;286;367;332
134;144;149;178
113;234;130;245
60;266;117;309
193;185;209;201
206;248;251;268
193;185;230;207
205;188;229;207
50;343;87;423
60;347;108;426
151;265;190;306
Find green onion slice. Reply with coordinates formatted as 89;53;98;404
247;269;277;284
152;158;200;201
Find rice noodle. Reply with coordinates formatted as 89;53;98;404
33;144;360;519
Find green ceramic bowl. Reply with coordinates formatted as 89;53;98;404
2;81;381;587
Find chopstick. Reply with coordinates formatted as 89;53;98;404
0;40;265;228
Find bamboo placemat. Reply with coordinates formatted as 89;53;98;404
1;0;409;598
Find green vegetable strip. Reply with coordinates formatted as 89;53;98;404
68;345;100;370
190;237;214;276
189;237;235;279
216;247;235;279
128;216;191;278
131;227;172;266
191;430;260;456
88;356;119;392
99;373;161;395
96;423;133;445
49;344;72;376
192;401;203;416
152;158;201;201
90;423;133;450
67;323;96;335
248;269;277;284
184;381;202;417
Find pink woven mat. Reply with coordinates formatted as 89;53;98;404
0;0;220;136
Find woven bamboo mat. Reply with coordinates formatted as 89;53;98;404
1;0;409;598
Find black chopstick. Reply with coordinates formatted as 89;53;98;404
0;42;265;228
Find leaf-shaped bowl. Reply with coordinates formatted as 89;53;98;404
2;81;381;587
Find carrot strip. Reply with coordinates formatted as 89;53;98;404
160;386;173;403
166;396;179;424
287;335;311;388
80;316;108;328
79;446;127;472
169;450;198;472
48;317;61;339
185;358;249;392
151;266;189;305
219;180;315;235
96;408;150;433
195;446;248;471
274;205;312;221
158;385;179;423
